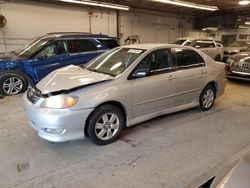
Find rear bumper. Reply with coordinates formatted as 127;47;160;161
22;94;93;142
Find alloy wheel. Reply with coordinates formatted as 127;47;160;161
94;113;120;141
202;89;215;109
2;77;24;95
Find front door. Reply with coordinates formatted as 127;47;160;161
27;40;71;81
131;49;177;117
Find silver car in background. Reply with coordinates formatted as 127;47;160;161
23;44;226;145
172;38;224;61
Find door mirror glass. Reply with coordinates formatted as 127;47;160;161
133;69;150;78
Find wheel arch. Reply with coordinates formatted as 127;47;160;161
0;70;35;85
84;100;127;137
205;81;218;96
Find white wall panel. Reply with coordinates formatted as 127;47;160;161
119;11;192;44
0;0;193;52
0;0;117;52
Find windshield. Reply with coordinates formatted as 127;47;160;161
228;41;247;47
14;37;50;58
86;48;145;77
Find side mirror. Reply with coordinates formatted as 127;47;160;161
133;69;150;78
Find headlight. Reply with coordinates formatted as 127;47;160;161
40;95;78;109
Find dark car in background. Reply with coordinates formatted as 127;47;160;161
0;32;119;96
223;41;250;62
226;47;250;81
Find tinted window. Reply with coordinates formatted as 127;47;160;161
38;40;68;57
136;49;171;75
175;49;205;69
194;41;215;48
97;39;119;49
70;39;96;53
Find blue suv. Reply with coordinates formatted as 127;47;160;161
0;32;119;96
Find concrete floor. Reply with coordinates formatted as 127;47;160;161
0;80;250;188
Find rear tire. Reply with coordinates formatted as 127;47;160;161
87;105;125;145
0;73;28;96
199;85;216;111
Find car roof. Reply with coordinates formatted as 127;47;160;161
44;32;117;39
122;43;196;50
176;37;215;41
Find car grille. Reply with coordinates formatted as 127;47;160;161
231;62;250;75
27;86;41;104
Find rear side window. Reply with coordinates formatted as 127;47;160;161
97;39;119;49
175;49;205;69
70;39;97;53
194;41;215;48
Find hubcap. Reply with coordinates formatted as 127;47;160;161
202;89;214;109
95;113;120;141
2;77;23;95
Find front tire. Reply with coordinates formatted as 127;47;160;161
199;85;216;111
87;105;125;145
0;74;27;96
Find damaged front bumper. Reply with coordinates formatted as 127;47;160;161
22;92;93;142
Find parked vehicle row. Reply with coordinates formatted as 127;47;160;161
0;32;119;96
23;44;226;145
172;38;224;61
223;41;249;62
225;47;250;81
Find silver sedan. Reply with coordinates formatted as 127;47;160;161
23;44;226;145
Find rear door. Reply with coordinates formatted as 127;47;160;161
173;48;207;106
131;48;177;117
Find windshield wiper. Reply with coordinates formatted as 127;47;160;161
88;69;115;77
79;64;86;69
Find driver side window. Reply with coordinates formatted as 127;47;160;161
38;40;69;58
134;49;172;76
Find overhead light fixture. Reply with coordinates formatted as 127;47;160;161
239;0;250;5
153;0;219;11
56;0;130;11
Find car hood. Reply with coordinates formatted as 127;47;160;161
212;159;250;188
230;52;250;62
224;47;247;52
0;51;20;61
36;65;114;95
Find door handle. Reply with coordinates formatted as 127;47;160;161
169;75;175;81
